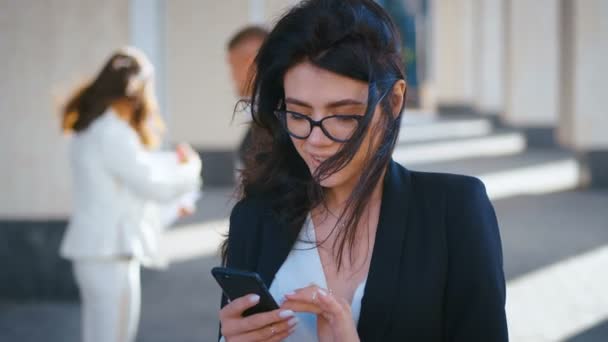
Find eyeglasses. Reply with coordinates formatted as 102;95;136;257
275;110;363;143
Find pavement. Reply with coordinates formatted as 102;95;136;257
1;115;607;342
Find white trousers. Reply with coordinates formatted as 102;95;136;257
73;259;141;342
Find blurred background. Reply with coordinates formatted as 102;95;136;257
1;0;607;341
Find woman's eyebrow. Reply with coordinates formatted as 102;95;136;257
285;97;365;109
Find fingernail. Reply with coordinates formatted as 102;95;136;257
279;309;295;318
249;294;260;303
318;289;327;296
287;317;298;326
284;291;296;296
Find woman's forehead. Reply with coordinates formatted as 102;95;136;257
283;61;368;106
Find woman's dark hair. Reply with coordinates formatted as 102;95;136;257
224;0;406;269
61;47;164;148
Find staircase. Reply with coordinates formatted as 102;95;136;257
396;112;584;199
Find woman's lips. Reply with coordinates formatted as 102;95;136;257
309;153;327;167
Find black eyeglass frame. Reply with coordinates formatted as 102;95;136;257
274;110;364;143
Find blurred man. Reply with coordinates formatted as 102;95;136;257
226;25;268;166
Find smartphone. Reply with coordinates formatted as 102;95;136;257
211;267;279;317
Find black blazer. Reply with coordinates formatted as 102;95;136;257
222;160;508;341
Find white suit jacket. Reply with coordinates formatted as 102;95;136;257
60;109;201;266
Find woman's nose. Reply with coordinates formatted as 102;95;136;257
307;125;332;146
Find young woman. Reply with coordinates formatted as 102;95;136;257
60;47;202;342
218;0;508;341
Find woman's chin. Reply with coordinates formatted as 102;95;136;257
307;164;348;189
317;174;343;189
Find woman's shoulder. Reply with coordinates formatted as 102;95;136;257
91;108;139;144
410;170;486;195
390;160;484;193
401;167;494;223
405;169;501;264
231;193;274;220
226;194;275;256
407;169;498;237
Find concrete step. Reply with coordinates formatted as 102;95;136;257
399;114;494;143
393;130;526;164
404;148;584;200
494;190;608;341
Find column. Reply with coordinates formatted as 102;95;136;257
130;0;167;122
503;0;560;145
429;0;476;114
558;0;608;187
472;0;505;117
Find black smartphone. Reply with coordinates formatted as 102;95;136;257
211;267;279;317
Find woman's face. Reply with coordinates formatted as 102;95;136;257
283;61;384;190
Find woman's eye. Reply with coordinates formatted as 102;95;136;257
288;113;306;120
335;115;357;122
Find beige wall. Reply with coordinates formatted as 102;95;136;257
265;0;294;24
165;0;294;149
558;0;608;150
431;0;476;106
0;0;129;218
504;0;560;126
473;0;505;115
165;0;248;149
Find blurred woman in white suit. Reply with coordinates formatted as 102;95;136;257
60;47;202;342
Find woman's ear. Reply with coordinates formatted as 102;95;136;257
390;80;407;118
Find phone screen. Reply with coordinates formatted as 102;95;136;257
212;267;279;316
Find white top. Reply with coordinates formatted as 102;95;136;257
60;109;201;266
268;215;368;341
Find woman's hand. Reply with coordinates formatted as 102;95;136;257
219;294;298;342
176;143;196;164
177;206;194;218
282;284;360;342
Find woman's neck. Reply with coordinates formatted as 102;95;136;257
323;173;385;215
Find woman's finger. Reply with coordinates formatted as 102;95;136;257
316;288;349;319
293;283;324;295
266;325;297;342
285;287;350;321
235;309;295;334
284;285;323;303
223;308;295;337
234;315;298;342
281;299;323;314
285;286;335;308
219;294;261;321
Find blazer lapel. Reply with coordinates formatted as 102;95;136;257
357;160;411;340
